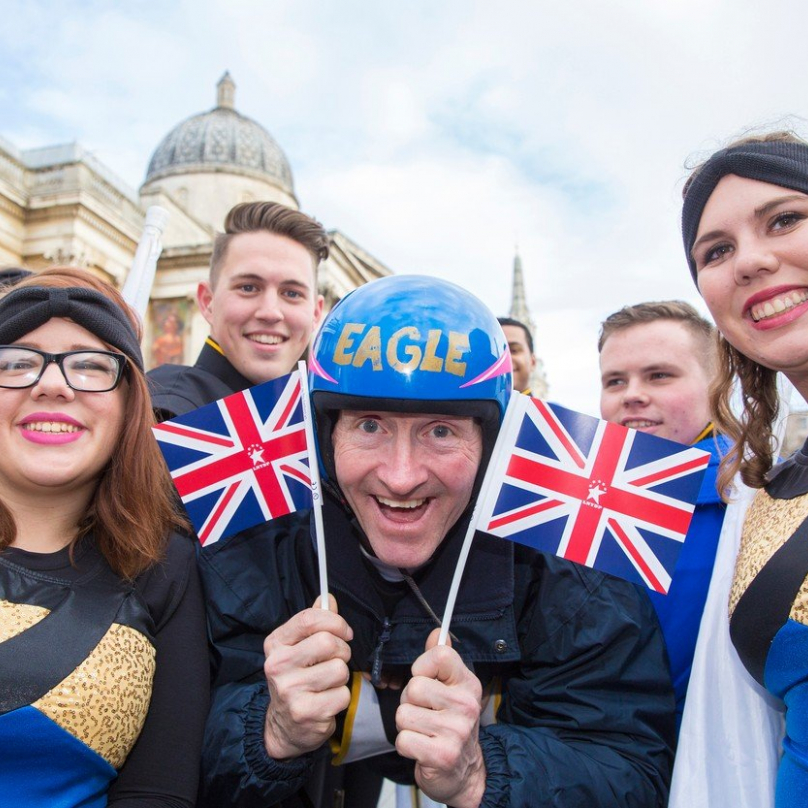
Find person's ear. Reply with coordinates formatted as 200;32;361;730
198;281;214;325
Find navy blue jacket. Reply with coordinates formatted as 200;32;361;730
199;492;675;808
147;339;252;421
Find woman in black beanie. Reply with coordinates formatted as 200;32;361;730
0;267;209;807
681;132;808;808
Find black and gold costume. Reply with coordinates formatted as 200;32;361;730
0;533;209;807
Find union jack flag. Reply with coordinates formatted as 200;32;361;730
153;371;313;547
476;396;710;593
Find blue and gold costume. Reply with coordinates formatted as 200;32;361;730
730;438;808;807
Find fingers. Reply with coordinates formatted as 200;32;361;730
264;600;352;654
398;674;481;733
395;657;486;808
261;597;354;760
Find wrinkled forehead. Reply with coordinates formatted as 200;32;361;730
333;408;481;430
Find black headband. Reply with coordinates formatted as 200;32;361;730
682;140;808;283
0;286;143;370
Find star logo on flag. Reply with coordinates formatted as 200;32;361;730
586;480;607;505
249;444;266;467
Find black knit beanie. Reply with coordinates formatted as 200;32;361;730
0;286;144;370
682;139;808;284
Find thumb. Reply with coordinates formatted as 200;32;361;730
313;593;339;613
425;626;451;652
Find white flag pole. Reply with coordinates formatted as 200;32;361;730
297;360;329;610
437;392;524;645
122;206;170;320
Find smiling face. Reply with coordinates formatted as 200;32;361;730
198;230;324;385
693;174;808;397
332;410;482;568
0;317;126;501
599;320;712;444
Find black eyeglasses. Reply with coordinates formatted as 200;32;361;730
0;346;127;392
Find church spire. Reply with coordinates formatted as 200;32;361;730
507;249;548;397
217;71;236;110
509;249;534;332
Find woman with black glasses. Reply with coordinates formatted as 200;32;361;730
0;267;208;807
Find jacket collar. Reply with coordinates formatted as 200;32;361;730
196;338;254;393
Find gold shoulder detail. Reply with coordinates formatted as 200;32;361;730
34;623;156;769
0;600;50;642
729;490;808;622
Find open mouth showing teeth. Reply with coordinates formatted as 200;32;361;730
375;496;428;510
23;422;80;433
249;334;285;345
623;420;658;429
750;290;808;322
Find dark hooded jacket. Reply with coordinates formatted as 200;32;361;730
198;489;675;808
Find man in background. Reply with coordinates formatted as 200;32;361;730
497;316;536;394
148;200;327;418
598;300;727;730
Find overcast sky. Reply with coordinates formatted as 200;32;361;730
2;0;807;414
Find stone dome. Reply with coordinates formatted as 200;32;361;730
144;73;294;194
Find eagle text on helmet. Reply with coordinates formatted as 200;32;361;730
332;323;470;376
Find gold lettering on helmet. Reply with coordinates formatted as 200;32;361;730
388;326;421;372
333;322;365;366
445;331;469;376
352;325;382;370
420;329;444;372
331;323;471;376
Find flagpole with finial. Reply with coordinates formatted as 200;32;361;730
122;206;170;320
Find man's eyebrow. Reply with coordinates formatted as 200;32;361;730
226;273;310;290
601;362;679;379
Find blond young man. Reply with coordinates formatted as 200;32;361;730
598;300;727;729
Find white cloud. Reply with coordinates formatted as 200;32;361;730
3;0;808;412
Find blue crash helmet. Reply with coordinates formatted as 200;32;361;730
309;274;512;481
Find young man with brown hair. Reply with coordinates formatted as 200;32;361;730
149;201;327;419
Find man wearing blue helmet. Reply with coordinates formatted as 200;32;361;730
199;276;675;808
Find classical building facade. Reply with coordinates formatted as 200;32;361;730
0;73;390;369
